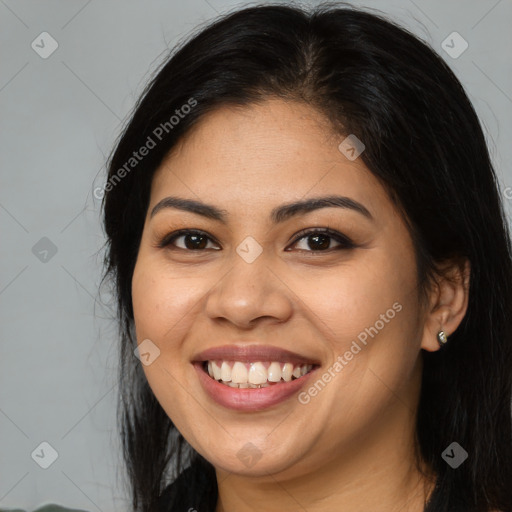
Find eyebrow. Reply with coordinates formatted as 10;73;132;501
150;195;374;223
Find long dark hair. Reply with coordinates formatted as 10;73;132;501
100;3;512;511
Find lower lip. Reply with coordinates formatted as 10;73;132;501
193;362;318;412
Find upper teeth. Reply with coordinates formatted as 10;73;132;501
206;360;314;387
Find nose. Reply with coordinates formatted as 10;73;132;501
204;254;293;329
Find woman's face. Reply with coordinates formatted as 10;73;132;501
131;98;430;479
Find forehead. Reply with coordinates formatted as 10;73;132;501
150;99;390;219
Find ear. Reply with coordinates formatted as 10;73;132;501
420;258;471;352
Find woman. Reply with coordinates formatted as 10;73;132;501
100;3;512;511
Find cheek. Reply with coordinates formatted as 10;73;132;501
131;259;204;346
130;259;204;422
294;267;421;438
293;251;415;348
293;247;421;399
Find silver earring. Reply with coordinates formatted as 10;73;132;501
437;330;448;346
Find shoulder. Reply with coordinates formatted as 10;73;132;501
0;507;90;512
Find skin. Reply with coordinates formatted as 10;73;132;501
131;98;470;512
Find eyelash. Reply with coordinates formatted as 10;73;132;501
158;227;356;254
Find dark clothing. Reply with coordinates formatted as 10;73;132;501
155;459;217;512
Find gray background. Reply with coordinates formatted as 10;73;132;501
1;0;511;510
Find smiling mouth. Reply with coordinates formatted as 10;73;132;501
202;360;317;389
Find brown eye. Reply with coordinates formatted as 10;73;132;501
302;233;331;250
159;230;220;251
180;233;209;250
288;228;355;253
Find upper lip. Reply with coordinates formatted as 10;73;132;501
192;344;320;365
